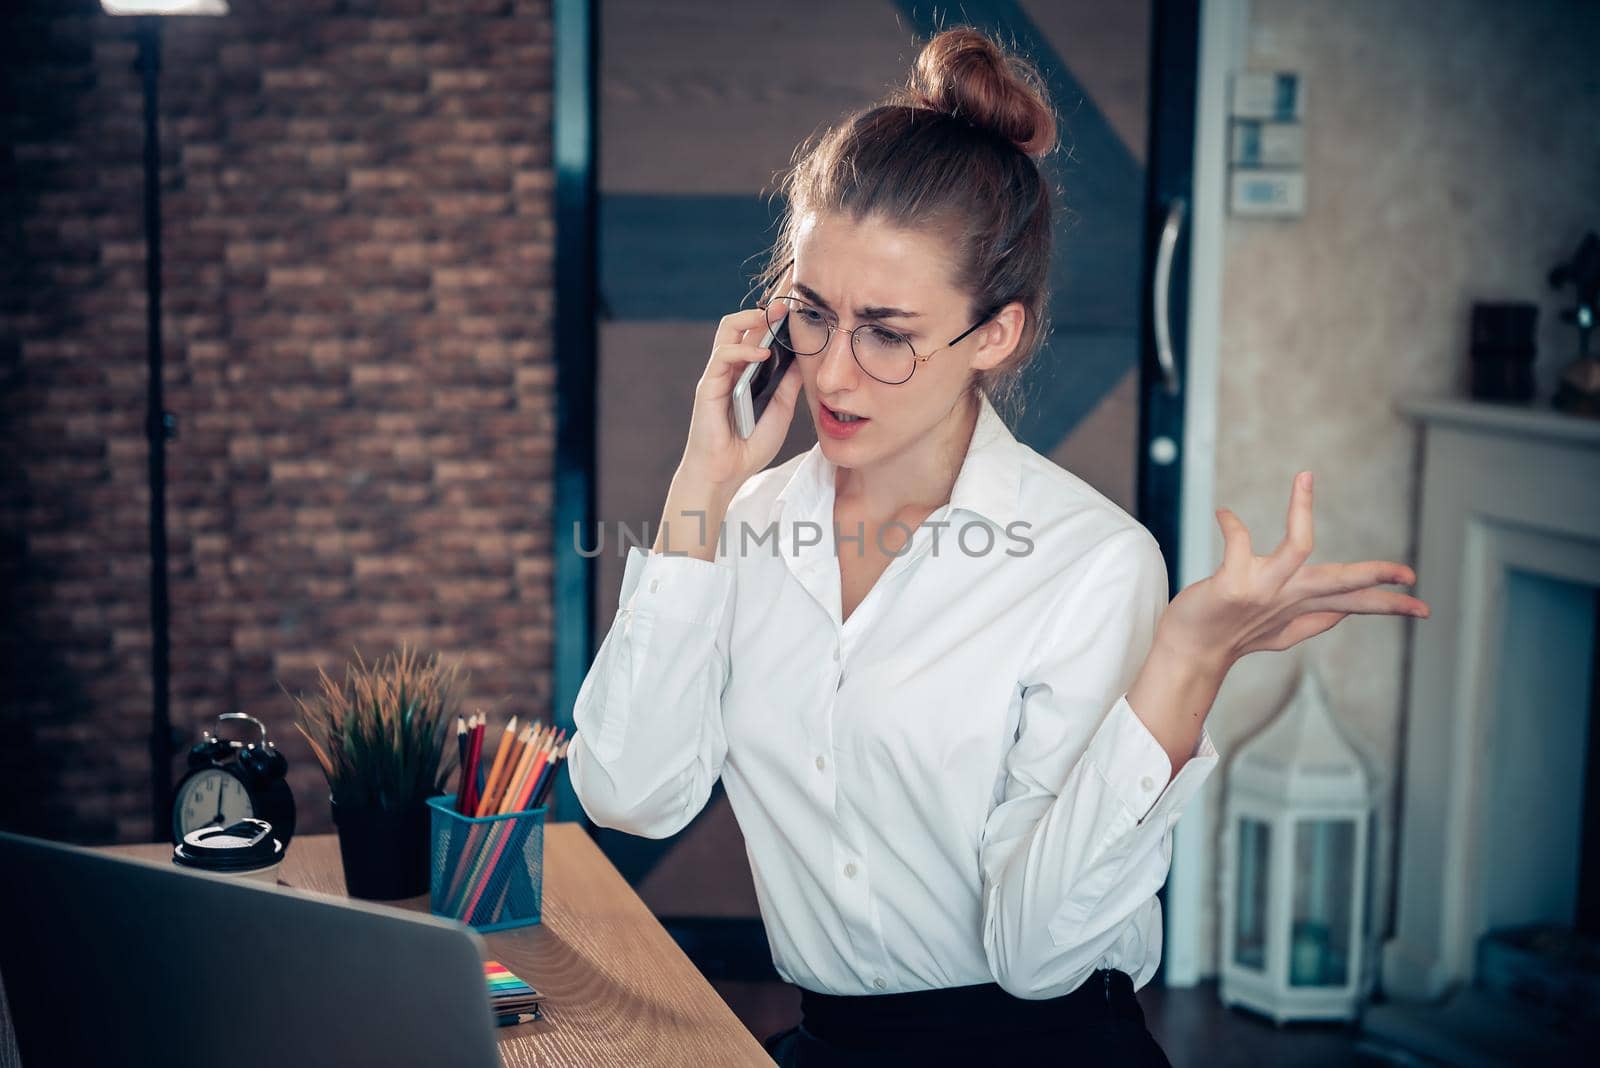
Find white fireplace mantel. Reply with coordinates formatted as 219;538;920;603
1397;396;1600;448
1384;395;1600;1000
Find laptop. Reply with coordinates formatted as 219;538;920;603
0;830;501;1067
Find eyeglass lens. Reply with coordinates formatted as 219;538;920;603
766;296;916;385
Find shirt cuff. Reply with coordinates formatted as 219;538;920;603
617;544;736;627
1083;694;1220;826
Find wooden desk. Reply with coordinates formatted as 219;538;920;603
106;825;772;1067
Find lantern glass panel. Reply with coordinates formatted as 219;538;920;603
1289;818;1356;987
1233;817;1271;970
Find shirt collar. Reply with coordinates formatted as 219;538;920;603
773;390;1023;532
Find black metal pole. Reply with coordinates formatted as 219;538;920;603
139;16;174;840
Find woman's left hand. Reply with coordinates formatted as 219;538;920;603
1155;471;1431;676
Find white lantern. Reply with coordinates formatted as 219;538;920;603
1219;665;1375;1022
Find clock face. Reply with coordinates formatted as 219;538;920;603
175;768;254;838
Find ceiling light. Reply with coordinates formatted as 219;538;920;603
101;1;229;15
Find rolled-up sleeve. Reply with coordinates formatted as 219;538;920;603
979;527;1219;998
567;544;736;839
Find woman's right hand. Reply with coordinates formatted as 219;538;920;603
678;303;804;492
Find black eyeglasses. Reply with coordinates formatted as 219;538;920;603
756;259;1000;385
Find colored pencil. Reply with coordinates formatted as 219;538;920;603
457;713;473;812
489;726;531;819
532;736;568;806
481;738;566;923
484;723;532;815
531;731;563;808
531;739;567;810
446;723;568;924
442;722;531;911
444;724;540;915
446;717;487;887
454;715;468;812
461;713;486;816
457;733;549;922
512;731;555;813
474;715;519;818
458;714;473;814
459;728;565;923
497;725;545;815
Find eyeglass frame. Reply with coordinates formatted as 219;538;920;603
755;258;1004;385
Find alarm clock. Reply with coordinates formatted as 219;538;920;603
171;712;296;848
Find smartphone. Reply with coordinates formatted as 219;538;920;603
729;312;796;439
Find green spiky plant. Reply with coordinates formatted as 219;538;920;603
289;643;463;812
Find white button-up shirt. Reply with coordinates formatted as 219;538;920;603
568;392;1219;999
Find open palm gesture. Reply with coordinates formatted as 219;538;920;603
1158;472;1431;673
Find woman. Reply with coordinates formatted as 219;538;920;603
568;26;1429;1066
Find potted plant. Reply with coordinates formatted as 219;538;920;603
290;643;462;900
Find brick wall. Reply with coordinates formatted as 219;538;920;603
1;0;557;844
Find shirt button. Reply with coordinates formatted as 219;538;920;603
815;755;826;772
1140;775;1155;792
873;977;887;990
648;578;661;593
843;862;857;878
832;647;840;662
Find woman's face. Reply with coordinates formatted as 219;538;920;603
785;212;1021;470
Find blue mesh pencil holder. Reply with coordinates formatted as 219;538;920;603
427;794;546;932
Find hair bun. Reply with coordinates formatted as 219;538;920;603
901;27;1058;159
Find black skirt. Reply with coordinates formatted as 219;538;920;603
761;969;1171;1067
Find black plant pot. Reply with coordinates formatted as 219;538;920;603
330;797;431;900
